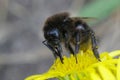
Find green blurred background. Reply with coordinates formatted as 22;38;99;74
0;0;120;80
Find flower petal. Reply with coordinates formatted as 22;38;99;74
89;68;102;80
25;72;61;80
25;75;43;80
109;50;120;58
117;57;120;80
25;50;120;80
98;65;116;80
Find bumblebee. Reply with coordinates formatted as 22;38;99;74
42;12;100;63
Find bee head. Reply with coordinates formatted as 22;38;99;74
44;28;61;46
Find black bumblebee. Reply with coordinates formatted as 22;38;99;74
42;12;100;63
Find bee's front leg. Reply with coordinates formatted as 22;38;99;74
42;40;63;63
42;40;57;58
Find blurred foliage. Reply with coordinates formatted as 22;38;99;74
79;0;120;24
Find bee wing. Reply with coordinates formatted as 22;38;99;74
80;17;97;22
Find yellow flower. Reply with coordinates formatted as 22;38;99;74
25;50;120;80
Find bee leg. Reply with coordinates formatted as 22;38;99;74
65;41;74;54
64;33;74;54
75;32;80;54
64;32;77;61
42;40;63;63
55;43;63;63
73;32;81;63
65;40;78;63
90;32;101;61
69;42;78;63
42;40;57;58
55;45;63;63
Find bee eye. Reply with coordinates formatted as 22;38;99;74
47;28;60;40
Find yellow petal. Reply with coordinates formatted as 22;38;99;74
25;50;120;80
89;68;102;80
25;75;44;80
90;72;101;80
98;65;116;80
25;72;61;80
109;50;120;58
117;57;120;80
100;52;112;61
70;74;77;80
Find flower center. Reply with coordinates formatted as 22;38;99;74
49;50;98;76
